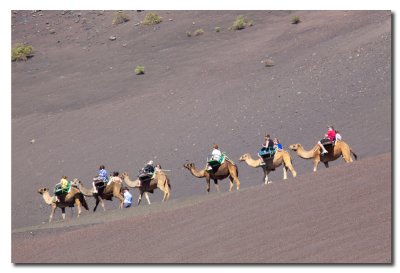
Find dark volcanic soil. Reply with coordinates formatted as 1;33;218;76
11;10;391;263
12;153;391;263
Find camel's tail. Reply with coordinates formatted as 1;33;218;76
166;177;172;190
351;149;358;160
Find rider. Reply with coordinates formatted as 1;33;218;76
93;165;108;193
138;160;155;186
258;134;274;165
107;171;122;185
273;137;283;153
60;175;69;191
318;126;336;154
207;144;222;171
98;165;109;182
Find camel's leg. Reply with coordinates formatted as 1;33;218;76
214;180;221;192
283;166;288;180
161;188;169;202
324;162;329;168
343;152;352;163
49;205;56;223
61;208;66;220
119;195;124;209
289;165;297;178
230;167;240;190
101;198;106;211
264;171;271;184
313;159;320;172
205;177;211;193
233;176;240;190
164;185;171;201
75;199;82;218
93;195;100;212
145;192;151;205
138;192;143;205
228;177;234;192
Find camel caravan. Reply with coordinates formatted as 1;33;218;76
38;126;357;222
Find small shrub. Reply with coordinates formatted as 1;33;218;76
292;16;301;24
143;12;163;25
193;28;204;36
215;27;221;32
134;66;145;75
112;11;130;25
11;43;34;61
232;15;253;30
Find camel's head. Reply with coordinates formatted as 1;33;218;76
239;153;250;162
183;163;194;169
288;144;301;151
37;188;48;194
71;178;80;186
121;172;128;178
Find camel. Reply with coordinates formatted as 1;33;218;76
239;150;297;184
74;179;124;211
288;140;358;172
183;160;240;193
121;169;171;205
37;186;89;223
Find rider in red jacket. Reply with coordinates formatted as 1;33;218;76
318;126;336;154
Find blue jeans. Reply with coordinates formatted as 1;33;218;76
124;203;132;208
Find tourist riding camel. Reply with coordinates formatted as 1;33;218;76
184;148;240;193
318;126;336;154
122;165;171;205
75;177;124;211
38;185;89;223
239;147;297;184
258;134;275;165
206;144;223;172
138;160;155;187
288;139;358;172
92;165;109;193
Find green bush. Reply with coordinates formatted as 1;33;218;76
232;15;252;30
112;11;130;25
143;12;163;25
11;43;34;61
134;66;145;75
292;16;301;24
194;28;204;36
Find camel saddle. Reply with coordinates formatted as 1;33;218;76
54;181;72;196
320;137;336;148
259;148;275;160
94;178;107;189
206;154;226;173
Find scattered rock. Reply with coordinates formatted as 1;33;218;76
109;36;117;41
30;139;35;144
262;59;275;67
49;29;56;34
